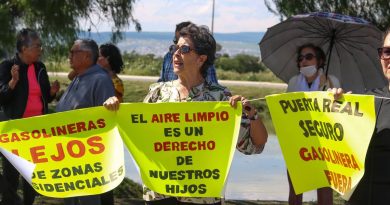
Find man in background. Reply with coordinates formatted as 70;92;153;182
56;39;114;205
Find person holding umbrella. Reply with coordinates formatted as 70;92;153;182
287;43;340;205
260;12;386;94
287;43;340;92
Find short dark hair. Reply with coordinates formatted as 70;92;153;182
296;43;326;69
76;39;99;63
173;21;192;44
175;21;192;32
179;24;216;78
99;43;124;74
16;28;40;52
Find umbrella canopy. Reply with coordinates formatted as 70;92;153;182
259;12;386;93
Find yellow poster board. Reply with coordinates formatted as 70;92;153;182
265;92;375;199
116;102;242;197
0;107;124;198
0;102;241;198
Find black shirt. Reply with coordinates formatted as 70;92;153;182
349;85;390;205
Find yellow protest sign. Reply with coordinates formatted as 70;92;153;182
116;102;242;197
265;92;375;200
0;107;125;198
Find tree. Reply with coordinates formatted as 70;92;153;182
0;0;141;56
264;0;390;31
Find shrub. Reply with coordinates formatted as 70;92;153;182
215;54;267;73
122;51;162;76
113;177;143;199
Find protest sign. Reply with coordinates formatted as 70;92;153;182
116;102;242;197
0;102;241;198
266;92;375;199
0;107;124;198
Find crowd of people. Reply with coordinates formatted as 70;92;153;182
0;20;389;205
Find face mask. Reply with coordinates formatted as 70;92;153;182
300;65;317;77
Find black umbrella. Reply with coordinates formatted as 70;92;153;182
259;12;386;93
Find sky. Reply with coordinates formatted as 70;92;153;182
85;0;281;33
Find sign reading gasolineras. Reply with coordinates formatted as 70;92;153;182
0;101;242;198
0;107;124;198
266;92;375;200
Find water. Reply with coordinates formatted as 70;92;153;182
81;31;263;57
124;135;316;201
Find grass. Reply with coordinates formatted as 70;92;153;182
216;69;284;83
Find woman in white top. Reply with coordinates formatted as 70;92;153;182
287;43;340;92
286;43;340;205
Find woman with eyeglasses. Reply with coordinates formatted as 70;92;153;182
335;27;390;205
157;21;218;84
286;43;340;205
0;28;60;205
104;23;268;205
287;43;340;93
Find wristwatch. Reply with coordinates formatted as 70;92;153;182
248;112;259;120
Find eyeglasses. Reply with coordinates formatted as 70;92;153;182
29;44;42;50
69;49;87;57
171;45;194;55
378;47;390;60
298;53;316;62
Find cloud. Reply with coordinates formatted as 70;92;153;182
87;0;280;33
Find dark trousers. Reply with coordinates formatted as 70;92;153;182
145;198;221;205
63;195;101;205
100;190;114;205
1;157;36;205
287;170;333;205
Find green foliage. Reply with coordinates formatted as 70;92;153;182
216;69;283;82
264;0;390;31
215;54;267;73
121;51;162;76
0;0;141;56
113;177;143;199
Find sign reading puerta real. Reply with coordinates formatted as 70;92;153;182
266;92;375;200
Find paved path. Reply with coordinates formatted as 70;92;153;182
48;72;287;89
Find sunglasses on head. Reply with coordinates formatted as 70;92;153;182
378;47;390;60
298;53;316;62
171;45;194;55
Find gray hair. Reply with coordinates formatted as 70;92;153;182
75;39;99;63
16;28;40;52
